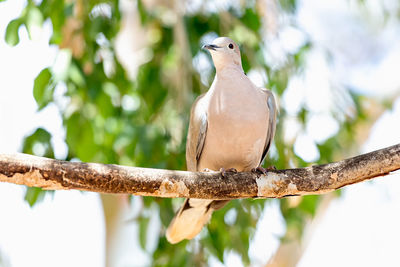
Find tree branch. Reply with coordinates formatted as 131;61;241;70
1;144;400;199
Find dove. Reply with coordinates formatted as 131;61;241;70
166;37;277;244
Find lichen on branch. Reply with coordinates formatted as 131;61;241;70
1;143;400;199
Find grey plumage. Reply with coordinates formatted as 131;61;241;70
166;37;277;244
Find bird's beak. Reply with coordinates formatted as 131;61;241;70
202;44;221;51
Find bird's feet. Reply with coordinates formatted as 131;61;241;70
266;165;277;171
251;166;276;175
220;167;238;177
202;168;213;172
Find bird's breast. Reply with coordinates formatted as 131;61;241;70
198;83;269;172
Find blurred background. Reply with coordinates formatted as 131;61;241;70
1;0;400;266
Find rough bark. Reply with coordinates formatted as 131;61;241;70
0;143;399;199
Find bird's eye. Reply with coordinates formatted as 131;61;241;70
228;43;234;49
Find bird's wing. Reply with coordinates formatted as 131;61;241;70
166;94;211;244
186;93;208;172
259;89;277;165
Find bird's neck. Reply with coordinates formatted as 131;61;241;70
209;65;250;97
215;64;245;79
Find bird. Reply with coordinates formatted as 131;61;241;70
166;37;277;244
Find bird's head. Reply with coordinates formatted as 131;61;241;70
203;37;242;72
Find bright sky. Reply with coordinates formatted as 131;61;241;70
1;0;400;266
0;1;105;266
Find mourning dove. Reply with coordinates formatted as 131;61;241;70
166;37;277;244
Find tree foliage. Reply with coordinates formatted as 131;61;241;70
4;0;388;265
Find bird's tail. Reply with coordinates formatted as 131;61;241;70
166;198;229;244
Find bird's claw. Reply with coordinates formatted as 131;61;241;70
251;166;274;175
266;165;277;171
220;167;238;177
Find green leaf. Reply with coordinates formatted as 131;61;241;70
137;0;149;24
139;216;150;249
280;0;297;12
68;63;85;87
298;195;320;217
25;5;43;39
22;128;54;158
24;187;46;207
242;8;261;32
33;68;54;110
65;113;98;161
5;19;22;46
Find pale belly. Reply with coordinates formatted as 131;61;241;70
198;112;268;172
196;72;270;172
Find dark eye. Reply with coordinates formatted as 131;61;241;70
228;43;234;49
